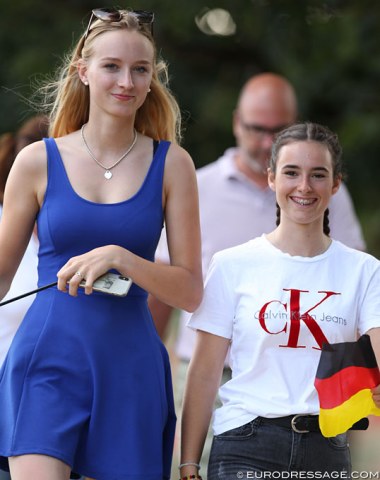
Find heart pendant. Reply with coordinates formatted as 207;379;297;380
104;170;113;180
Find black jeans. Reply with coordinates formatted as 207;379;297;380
208;418;351;479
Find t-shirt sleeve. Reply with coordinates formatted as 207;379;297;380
358;262;380;335
187;253;234;339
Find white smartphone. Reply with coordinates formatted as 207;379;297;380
80;272;132;297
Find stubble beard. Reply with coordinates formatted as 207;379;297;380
245;149;271;175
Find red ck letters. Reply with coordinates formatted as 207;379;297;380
258;289;341;349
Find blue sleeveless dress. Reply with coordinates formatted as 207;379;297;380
0;138;176;480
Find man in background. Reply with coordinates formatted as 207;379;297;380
149;72;366;477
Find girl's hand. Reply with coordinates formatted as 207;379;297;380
372;384;380;408
57;245;123;296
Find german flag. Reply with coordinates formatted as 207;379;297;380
315;334;380;437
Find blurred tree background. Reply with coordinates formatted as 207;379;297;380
0;0;379;255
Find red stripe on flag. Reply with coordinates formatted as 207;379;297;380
315;365;380;409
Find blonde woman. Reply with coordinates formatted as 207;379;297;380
0;8;202;480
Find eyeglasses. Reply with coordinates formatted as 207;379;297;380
84;8;154;40
239;120;289;137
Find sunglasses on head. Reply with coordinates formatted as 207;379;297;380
84;7;154;40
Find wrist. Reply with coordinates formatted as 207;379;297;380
179;468;199;476
179;462;201;479
110;245;130;273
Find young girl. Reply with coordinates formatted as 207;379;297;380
180;122;380;479
0;8;202;480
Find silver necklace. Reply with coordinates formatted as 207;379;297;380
81;124;138;180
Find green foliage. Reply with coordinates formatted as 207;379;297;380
1;0;379;255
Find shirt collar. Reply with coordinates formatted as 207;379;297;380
219;147;270;191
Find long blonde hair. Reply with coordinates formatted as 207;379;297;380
39;10;182;143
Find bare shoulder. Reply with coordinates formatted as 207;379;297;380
161;143;198;212
11;139;47;175
164;142;196;179
7;140;48;206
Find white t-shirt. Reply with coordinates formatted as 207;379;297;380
188;236;380;435
0;207;38;366
156;148;367;361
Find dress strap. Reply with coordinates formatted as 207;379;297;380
152;139;170;179
144;140;170;198
42;138;71;201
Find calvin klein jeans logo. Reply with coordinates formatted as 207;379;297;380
258;289;341;350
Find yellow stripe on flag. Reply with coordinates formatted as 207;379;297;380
319;389;380;437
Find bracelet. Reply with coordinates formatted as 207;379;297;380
179;476;202;480
178;462;201;470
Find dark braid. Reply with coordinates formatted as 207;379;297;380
323;209;330;236
270;122;343;236
277;206;330;235
276;203;281;227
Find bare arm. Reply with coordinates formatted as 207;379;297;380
57;143;203;312
180;330;230;477
147;293;174;339
0;141;45;301
367;327;380;407
148;230;175;338
148;256;174;339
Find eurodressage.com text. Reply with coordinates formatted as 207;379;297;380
237;471;380;479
